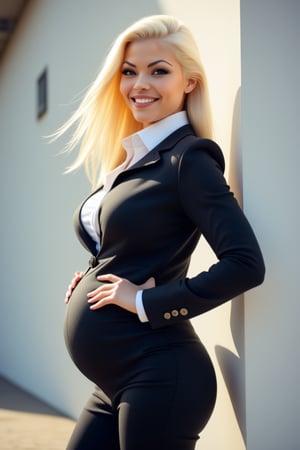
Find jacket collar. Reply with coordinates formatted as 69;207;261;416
125;124;196;170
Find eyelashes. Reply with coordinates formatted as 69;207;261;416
121;68;169;76
121;69;135;76
153;68;169;75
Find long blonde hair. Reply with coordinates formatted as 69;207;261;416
56;15;212;189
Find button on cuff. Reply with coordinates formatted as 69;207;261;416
179;307;188;316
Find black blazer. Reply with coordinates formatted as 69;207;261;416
74;125;265;329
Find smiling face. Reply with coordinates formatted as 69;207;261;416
120;38;196;128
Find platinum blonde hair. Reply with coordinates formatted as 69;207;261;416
56;15;212;189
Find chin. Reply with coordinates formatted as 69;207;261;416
134;115;160;126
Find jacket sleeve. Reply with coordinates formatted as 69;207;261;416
142;139;265;329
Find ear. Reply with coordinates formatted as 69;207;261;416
184;78;197;94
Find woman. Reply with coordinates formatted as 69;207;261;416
59;15;265;450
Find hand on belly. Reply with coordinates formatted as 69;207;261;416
87;274;155;314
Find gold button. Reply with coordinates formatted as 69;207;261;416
163;312;171;320
179;308;188;316
171;309;179;317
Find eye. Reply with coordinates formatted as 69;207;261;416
121;68;136;76
153;68;169;75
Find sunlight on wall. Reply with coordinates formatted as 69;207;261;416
158;1;243;449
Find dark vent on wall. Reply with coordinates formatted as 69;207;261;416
37;67;48;119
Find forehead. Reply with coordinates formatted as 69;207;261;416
123;38;177;62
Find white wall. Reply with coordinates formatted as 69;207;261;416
0;0;162;417
241;1;300;449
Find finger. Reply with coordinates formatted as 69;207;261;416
70;281;78;290
87;283;114;298
73;274;82;284
89;297;113;310
97;274;121;283
65;289;71;303
87;283;116;300
87;289;113;303
65;286;72;298
88;278;116;302
87;292;106;303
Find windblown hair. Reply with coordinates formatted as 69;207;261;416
56;15;213;189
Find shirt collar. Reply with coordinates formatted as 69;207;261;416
122;111;189;155
138;110;189;151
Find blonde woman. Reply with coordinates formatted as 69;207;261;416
60;15;265;450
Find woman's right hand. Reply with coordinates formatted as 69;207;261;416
65;271;84;304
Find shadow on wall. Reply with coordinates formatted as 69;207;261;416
215;87;247;444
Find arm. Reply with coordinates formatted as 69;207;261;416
142;140;265;328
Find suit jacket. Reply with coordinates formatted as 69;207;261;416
74;125;265;329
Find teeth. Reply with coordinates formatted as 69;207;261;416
134;98;155;104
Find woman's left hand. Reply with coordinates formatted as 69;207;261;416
87;274;155;314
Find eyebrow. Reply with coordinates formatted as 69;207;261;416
123;59;173;68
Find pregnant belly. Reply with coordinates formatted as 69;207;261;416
63;267;152;387
63;267;200;394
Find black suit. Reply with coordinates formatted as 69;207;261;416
65;125;265;450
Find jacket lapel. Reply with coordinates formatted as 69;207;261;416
122;124;195;172
76;124;196;255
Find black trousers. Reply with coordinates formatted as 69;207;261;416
66;341;217;450
65;275;217;450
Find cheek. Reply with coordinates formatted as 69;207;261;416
120;79;130;100
165;87;186;107
160;78;185;100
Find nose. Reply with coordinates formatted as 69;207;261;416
133;72;150;90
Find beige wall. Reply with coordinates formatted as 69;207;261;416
158;1;244;449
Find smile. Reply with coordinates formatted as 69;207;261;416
132;97;158;105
